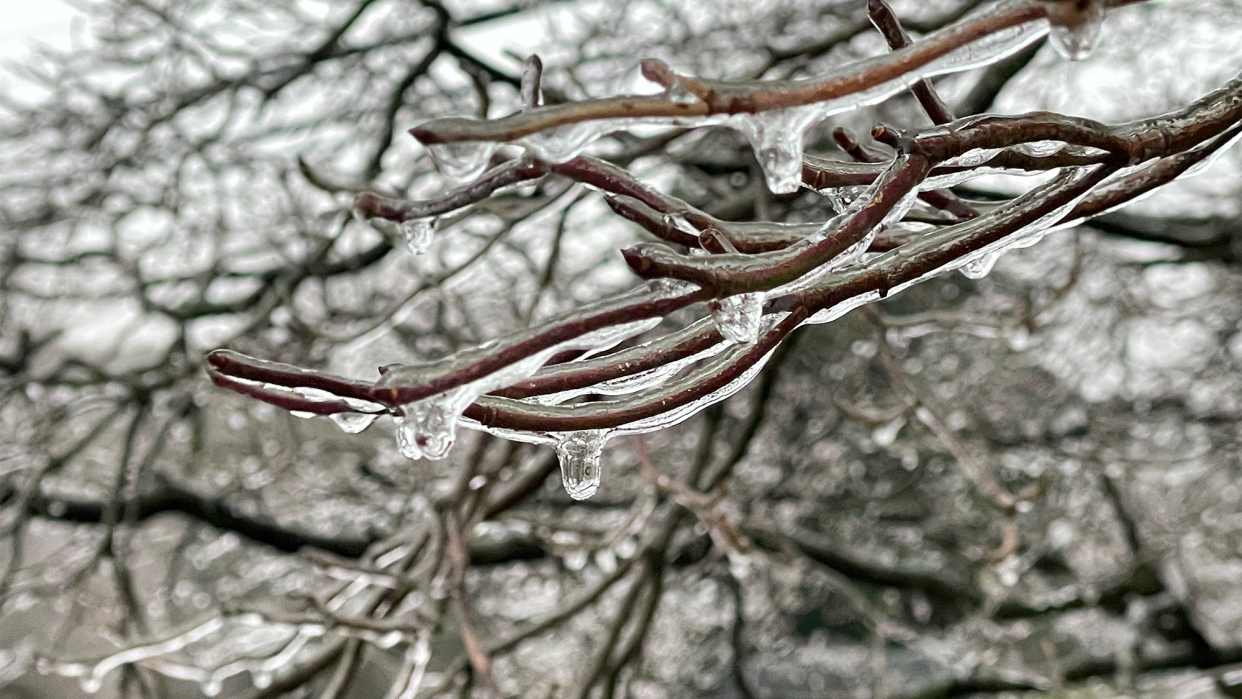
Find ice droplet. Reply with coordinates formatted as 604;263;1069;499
202;676;223;697
1048;1;1105;61
394;386;474;461
251;671;273;690
329;412;378;434
399;217;437;255
960;252;999;280
554;430;609;500
426;141;498;185
710;293;764;344
872;417;905;447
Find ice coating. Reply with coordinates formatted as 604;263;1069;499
611;342;780;436
805;291;884;326
419;1;1049;193
399;217;437;255
960;251;999;279
426;141;498;186
710;292;764;344
666;82;701;105
520;119;637;164
823;186;867;214
553;429;609;500
380;309;663;462
329;412;378;434
1048;0;1106;61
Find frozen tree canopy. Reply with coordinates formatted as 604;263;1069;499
2;0;1242;697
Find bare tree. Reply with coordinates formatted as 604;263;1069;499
3;0;1242;698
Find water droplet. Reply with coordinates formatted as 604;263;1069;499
554;430;609;500
709;293;764;345
329;412;378;434
80;676;103;694
960;252;999;280
1048;0;1106;61
426;141;498;185
399;217;437;255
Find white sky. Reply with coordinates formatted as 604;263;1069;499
0;0;76;58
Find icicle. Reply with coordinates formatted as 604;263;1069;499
329;412;378;434
426;141;498;185
728;106;820;195
710;292;764;344
399;217;437;255
960;252;999;279
553;430;609;500
1048;0;1106;61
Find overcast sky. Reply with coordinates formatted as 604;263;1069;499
0;0;74;58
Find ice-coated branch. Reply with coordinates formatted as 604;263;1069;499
208;1;1242;502
409;0;1143;147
